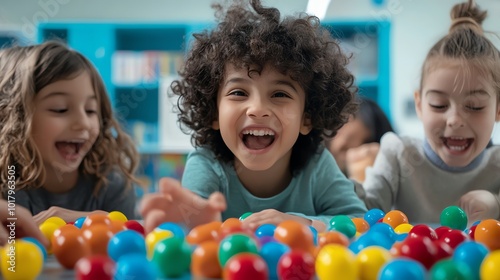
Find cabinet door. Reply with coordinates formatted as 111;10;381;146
68;24;116;102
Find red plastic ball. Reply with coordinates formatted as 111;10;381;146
397;236;437;269
467;225;477;240
277;251;315;280
434;226;453;239
75;255;115;280
124;220;145;236
438;229;469;249
223;253;268;280
408;224;438;240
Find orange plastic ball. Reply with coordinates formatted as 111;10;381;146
51;224;90;269
186;221;221;245
82;224;114;256
274;220;314;254
474;219;500;251
318;231;350;248
383;210;409;229
81;213;112;230
352;217;370;234
191;241;222;278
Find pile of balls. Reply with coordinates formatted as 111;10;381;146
1;206;499;280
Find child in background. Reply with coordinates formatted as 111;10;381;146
0;41;139;223
325;97;394;182
358;0;500;224
140;0;367;234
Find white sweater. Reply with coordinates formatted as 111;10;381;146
356;132;500;224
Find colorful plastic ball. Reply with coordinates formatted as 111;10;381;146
1;240;43;280
440;206;467;231
474;219;500;251
274;220;314;255
394;223;413;234
81;213;112;230
277;250;315;280
156;222;186;239
191;241;222;279
22;237;47;261
82;224;114;256
218;233;259;267
186;221;221;245
317;231;350;249
430;258;473;280
349;231;393;254
108;211;128;222
433;239;453;262
75;255;115;280
368;222;397;242
239;212;252;221
438;229;469;249
74;216;86;229
223;252;268;280
145;229;173;259
52;224;91;269
255;224;276;238
434;226;453;238
44;216;66;227
39;221;60;254
329;215;357;238
151;236;191;278
453;241;489;280
352;217;370;234
467;224;477;240
114;253;157;280
364;208;385;226
480;250;500;280
259;241;290;279
378;259;426;280
409;224;438;240
308;226;318;246
356;246;392;280
316;244;357;280
107;230;146;262
397;236;437;269
383;210;409;229
123;220;145;236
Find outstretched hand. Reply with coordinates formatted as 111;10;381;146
346;142;380;183
0;200;49;248
139;177;227;234
458;190;500;223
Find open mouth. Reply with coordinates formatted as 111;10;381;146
242;129;275;150
55;140;85;160
441;137;473;152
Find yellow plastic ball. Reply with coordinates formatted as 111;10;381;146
39;222;60;254
356;246;393;280
108;211;128;222
44;216;66;227
481;250;500;280
394;223;413;234
1;240;43;280
316;244;357;280
145;230;173;259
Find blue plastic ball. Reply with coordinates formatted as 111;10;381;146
255;224;276;238
453;241;489;280
364;208;385;226
73;216;86;229
114;253;157;280
379;259;426;280
156;222;186;239
259;241;290;279
108;229;147;262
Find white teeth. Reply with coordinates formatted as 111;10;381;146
66;139;85;143
449;145;466;151
449;137;465;140
242;129;275;136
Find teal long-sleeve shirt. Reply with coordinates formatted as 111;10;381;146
181;147;367;227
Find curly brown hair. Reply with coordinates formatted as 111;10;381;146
0;41;139;193
171;0;358;173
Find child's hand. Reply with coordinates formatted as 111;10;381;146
241;209;318;231
458;190;500;222
346;142;380;183
33;207;107;225
139;177;227;234
0;200;49;248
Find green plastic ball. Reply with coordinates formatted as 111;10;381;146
218;233;259;267
440;206;468;231
239;212;252;221
151;237;191;278
329;215;357;238
430;259;473;280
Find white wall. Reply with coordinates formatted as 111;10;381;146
328;0;500;141
1;0;500;141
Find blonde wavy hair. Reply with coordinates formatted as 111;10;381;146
0;41;139;193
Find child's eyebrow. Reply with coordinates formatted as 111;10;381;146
39;91;97;101
425;89;491;97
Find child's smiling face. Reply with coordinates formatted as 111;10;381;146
213;63;312;171
415;61;500;167
31;71;100;174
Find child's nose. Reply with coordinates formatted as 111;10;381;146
72;110;92;130
247;97;270;118
446;109;465;128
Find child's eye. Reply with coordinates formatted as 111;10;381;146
429;104;447;110
272;92;291;98
86;110;97;114
228;90;247;97
465;105;485;111
49;109;67;113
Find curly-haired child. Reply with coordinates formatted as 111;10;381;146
140;0;367;233
0;41;139;223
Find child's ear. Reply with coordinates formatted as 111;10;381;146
414;90;423;120
212;119;220;130
300;115;313;135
